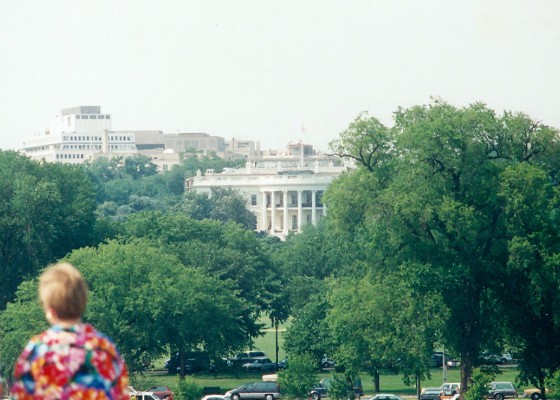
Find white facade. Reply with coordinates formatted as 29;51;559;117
22;106;136;164
187;150;352;239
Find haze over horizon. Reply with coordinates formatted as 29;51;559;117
1;0;559;153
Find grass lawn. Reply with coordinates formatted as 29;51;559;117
134;366;522;396
136;324;523;396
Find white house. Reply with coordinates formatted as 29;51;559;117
186;144;352;239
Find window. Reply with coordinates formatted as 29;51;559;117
251;195;257;206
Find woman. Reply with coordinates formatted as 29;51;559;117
11;262;129;399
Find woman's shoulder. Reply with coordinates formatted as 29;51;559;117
78;323;122;357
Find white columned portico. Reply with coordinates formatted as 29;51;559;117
271;190;276;233
260;191;267;231
297;190;303;233
283;191;289;235
312;190;317;226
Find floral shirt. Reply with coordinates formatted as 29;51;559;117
11;323;129;400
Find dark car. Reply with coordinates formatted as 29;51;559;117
432;353;443;367
310;382;329;400
165;351;211;374
277;358;288;370
486;382;517;400
420;388;441;400
225;381;281;400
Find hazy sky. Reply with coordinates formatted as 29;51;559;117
1;0;559;152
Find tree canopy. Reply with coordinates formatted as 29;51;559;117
0;151;97;309
325;101;560;394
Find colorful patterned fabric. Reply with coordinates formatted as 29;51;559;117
11;323;129;400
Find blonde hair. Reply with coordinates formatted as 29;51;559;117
39;262;88;320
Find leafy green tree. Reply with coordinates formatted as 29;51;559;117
464;370;492;400
123;155;158;179
66;239;251;372
324;101;560;393
174;377;203;400
328;374;354;400
284;293;335;368
327;271;448;393
497;163;560;396
0;151;96;309
0;279;47;378
121;211;278;341
182;187;257;230
278;353;318;400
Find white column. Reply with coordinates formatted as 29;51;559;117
260;191;267;231
283;191;289;235
312;190;317;226
271;190;276;233
323;202;327;217
297;190;303;233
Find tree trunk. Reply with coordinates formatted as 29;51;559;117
460;352;474;397
373;370;380;393
179;348;186;379
416;373;421;400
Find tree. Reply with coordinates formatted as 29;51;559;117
324;101;560;394
0;279;47;378
327;272;447;393
121;211;279;341
66;239;251;373
278;353;318;400
497;163;560;397
123;155;158;179
283;293;336;368
0;151;97;309
182;187;257;230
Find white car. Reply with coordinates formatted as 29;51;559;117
129;392;161;400
201;396;227;400
321;356;336;369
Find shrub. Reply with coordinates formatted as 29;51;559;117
278;353;318;400
175;377;203;400
464;370;491;400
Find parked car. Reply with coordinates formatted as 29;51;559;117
201;396;227;400
242;357;277;372
165;351;210;373
229;351;268;368
224;381;281;400
370;394;404;400
420;388;442;400
432;352;444;368
480;352;514;365
523;388;542;400
310;384;328;400
145;386;173;400
446;359;461;368
277;359;288;370
440;383;461;400
486;382;518;400
130;391;162;400
321;356;336;369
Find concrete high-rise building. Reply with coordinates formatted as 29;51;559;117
21;106;136;164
